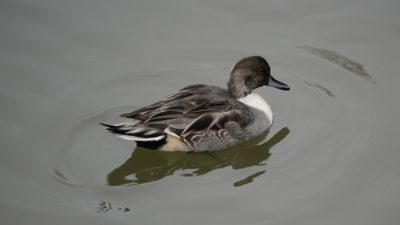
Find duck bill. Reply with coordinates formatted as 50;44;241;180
266;75;290;91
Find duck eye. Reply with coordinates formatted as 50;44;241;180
259;68;267;75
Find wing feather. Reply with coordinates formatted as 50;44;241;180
115;84;252;149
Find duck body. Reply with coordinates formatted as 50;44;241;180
102;56;289;152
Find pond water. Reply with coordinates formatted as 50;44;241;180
1;0;400;224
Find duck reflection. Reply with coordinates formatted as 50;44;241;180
107;127;289;186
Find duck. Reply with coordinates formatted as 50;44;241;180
101;56;290;151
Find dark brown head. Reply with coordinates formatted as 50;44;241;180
227;56;290;99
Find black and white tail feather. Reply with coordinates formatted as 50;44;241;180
100;121;167;142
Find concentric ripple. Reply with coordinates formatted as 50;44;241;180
51;47;381;192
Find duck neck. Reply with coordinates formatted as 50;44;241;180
227;78;249;99
227;84;249;99
239;93;273;123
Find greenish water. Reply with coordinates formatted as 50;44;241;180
1;1;400;225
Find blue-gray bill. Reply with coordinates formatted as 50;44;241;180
266;75;290;90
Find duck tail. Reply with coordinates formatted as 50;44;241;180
100;122;167;143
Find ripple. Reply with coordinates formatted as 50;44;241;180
305;81;335;98
301;46;376;84
51;106;139;187
266;50;382;200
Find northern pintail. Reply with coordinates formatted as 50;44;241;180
101;56;290;151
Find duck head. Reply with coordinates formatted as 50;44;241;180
227;56;290;99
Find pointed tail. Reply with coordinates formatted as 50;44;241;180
100;122;167;142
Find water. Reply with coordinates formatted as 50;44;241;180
1;0;400;224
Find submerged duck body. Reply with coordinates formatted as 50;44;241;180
102;56;289;151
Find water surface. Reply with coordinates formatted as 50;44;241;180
1;0;400;225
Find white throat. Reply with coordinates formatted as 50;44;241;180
239;92;273;123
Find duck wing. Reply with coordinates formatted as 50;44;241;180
121;84;244;128
104;84;252;150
